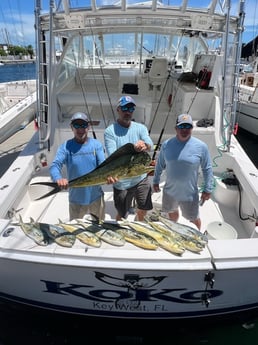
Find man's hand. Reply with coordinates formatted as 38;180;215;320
56;178;69;189
199;191;211;205
106;176;119;184
153;183;161;193
134;140;149;152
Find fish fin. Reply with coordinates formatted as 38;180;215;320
30;182;61;200
90;213;100;223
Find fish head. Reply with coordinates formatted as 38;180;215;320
132;151;151;166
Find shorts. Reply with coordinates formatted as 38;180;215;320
69;195;105;221
114;177;153;218
162;192;199;221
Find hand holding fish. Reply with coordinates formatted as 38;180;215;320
56;178;69;189
134;140;149;152
106;176;119;184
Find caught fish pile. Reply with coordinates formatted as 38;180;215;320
15;214;207;255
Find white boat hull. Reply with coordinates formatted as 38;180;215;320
0;80;37;143
0;236;258;320
236;101;258;136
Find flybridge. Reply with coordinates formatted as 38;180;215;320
37;0;241;37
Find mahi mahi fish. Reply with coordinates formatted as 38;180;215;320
120;219;185;255
117;227;159;250
30;218;76;248
75;219;126;247
157;214;208;245
17;215;49;246
149;210;208;245
57;219;102;247
31;143;154;200
144;215;204;254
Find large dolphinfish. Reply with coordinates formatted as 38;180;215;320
31;143;154;200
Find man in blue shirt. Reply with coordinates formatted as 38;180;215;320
153;114;214;230
104;96;154;221
50;112;106;220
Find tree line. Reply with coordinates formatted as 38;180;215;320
0;45;34;59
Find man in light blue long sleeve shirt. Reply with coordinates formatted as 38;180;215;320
50;112;106;220
153;114;214;230
104;96;154;221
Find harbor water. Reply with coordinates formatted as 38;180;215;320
0;62;36;82
0;63;258;344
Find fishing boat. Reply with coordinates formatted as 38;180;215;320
0;0;258;326
236;56;258;136
0;79;37;144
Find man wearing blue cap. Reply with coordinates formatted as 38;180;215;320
104;96;154;221
152;113;214;230
50;112;106;220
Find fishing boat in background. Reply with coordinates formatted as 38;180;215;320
0;0;258;326
0;79;37;143
236;56;258;136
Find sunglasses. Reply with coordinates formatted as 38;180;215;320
72;122;89;129
177;124;193;129
120;106;135;113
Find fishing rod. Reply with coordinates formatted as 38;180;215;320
151;91;175;161
148;68;171;135
149;34;188;162
148;33;185;136
75;65;97;139
88;28;117;124
71;41;98;139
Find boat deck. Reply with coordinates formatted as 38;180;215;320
1;177;257;272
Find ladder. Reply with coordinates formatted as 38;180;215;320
35;0;55;147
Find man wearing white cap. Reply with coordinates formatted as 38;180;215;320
50;112;106;220
104;96;154;221
152;113;214;230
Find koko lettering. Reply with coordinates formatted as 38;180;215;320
41;280;222;304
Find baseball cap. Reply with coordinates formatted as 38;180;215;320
117;96;136;107
70;112;89;123
176;114;193;127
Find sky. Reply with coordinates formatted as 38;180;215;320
0;0;257;48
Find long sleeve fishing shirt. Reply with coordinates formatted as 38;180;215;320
50;137;105;205
104;121;154;190
153;136;214;201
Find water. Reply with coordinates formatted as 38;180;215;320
0;302;257;345
0;62;36;82
0;63;258;344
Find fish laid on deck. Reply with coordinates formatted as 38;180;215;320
16;215;49;246
75;219;126;247
34;220;76;248
150;211;208;245
121;220;185;255
57;220;102;247
117;227;159;250
31;143;154;200
144;215;205;253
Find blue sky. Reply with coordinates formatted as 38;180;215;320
0;0;257;48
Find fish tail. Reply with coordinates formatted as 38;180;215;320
30;182;61;200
